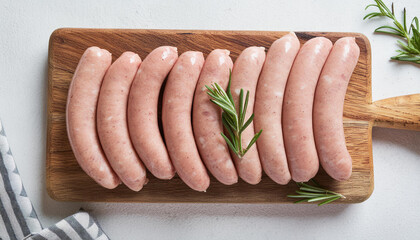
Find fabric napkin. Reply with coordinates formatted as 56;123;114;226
0;119;110;240
0;119;42;239
24;211;110;240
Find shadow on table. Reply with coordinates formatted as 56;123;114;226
82;201;352;222
373;127;420;156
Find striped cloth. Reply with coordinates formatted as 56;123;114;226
24;211;110;240
0;119;43;239
0;119;110;240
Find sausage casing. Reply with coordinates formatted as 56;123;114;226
282;37;332;182
255;32;300;184
162;51;210;191
193;49;238;185
313;37;360;181
66;47;120;189
97;51;147;191
230;46;265;185
128;46;177;180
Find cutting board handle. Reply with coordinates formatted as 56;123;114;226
369;94;420;131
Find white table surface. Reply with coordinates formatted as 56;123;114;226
1;0;420;239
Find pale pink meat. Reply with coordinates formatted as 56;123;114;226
162;51;210;192
192;49;238;185
66;46;120;189
97;51;147;191
128;46;177;180
314;37;360;181
230;46;265;185
282;37;332;182
254;32;300;185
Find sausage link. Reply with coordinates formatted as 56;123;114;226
254;32;300;185
314;37;360;181
97;52;147;191
193;49;238;185
282;37;332;182
66;47;120;189
230;46;265;185
162;51;210;191
128;46;177;180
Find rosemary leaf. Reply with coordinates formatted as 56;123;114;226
294;199;309;204
206;70;262;158
295;191;325;197
241;91;250;128
241;114;255;133
287;195;313;199
287;179;345;205
239;89;244;126
364;0;420;64
221;133;237;155
318;196;342;206
243;130;262;155
298;187;325;193
307;195;338;203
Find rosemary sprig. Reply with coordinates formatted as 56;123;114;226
205;70;262;158
287;179;345;206
364;0;420;64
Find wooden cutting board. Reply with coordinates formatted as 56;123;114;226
47;28;420;203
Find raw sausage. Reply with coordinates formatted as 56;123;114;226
162;51;210;191
313;37;360;181
97;51;147;191
254;32;300;185
66;46;120;189
230;46;265;185
192;49;238;185
128;46;177;180
282;37;332;182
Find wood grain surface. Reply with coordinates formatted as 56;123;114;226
46;28;420;203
